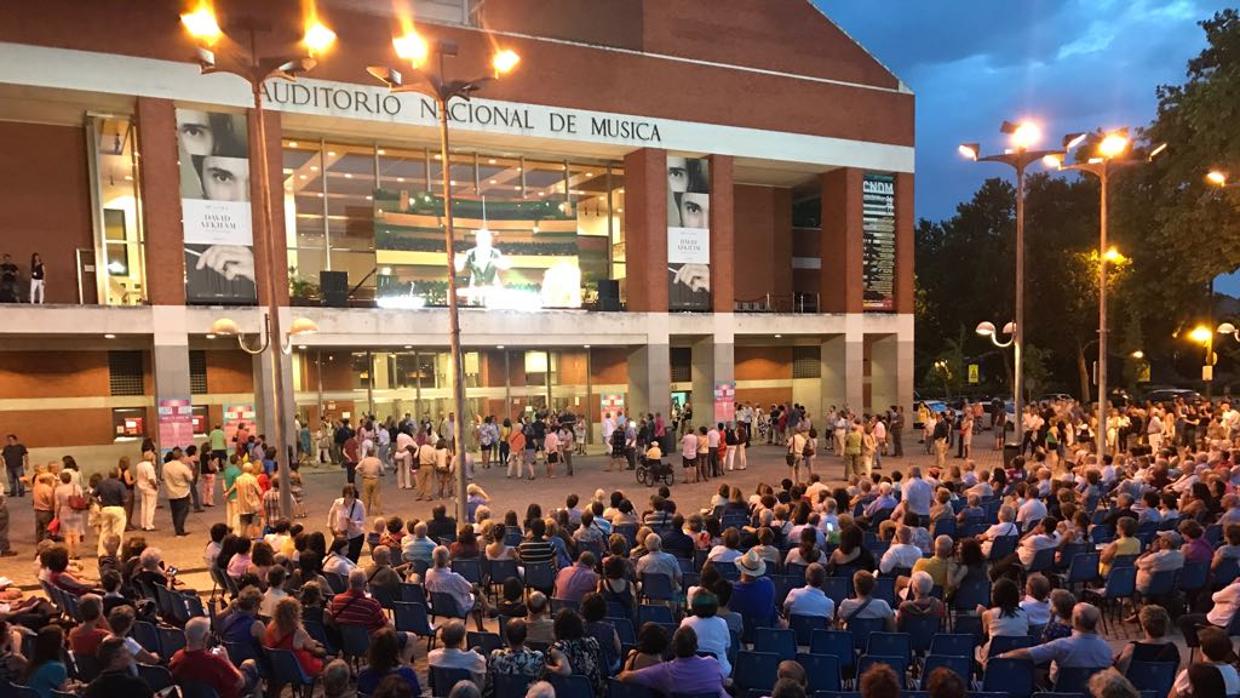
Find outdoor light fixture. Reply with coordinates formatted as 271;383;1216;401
368;28;521;526
211;315;318;356
958;120;1061;445
1218;322;1240;341
1057;127;1166;460
1208;170;1230;187
976;320;1016;348
1189;325;1213;345
1131;350;1145;360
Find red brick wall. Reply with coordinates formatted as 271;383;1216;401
0;351;109;398
206;350;254;393
735;346;792;381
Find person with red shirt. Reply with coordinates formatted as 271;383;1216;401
67;595;110;660
327;569;418;662
170;617;256;698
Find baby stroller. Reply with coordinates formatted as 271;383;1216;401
635;456;672;487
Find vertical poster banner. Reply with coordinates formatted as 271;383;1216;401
177;109;258;304
157;398;194;452
223;403;256;443
713;381;736;424
861;173;896;311
667;157;711;310
600;393;625;416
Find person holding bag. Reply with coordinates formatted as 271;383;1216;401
52;471;88;560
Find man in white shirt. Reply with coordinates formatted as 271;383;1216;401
162;455;195;536
706;424;721;477
1015;517;1061;567
416;440;437;501
428;620;487;687
602;413;616;447
1015;482;1048;531
879;526;924;575
784;563;835;619
901;467;933;526
978;505;1020;558
394;430;415;489
135;457;159;531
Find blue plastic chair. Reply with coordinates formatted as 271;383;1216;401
951;614;983;641
550;597;581;614
986;634;1031;658
266;648;317;698
158;626;186;657
1065;552;1100;589
1143;569;1178;597
494;674;533;698
637;604;674;626
451;558;483;584
467;631;502;656
608;678;656;698
952;576;990;612
795;653;842;692
611;617;637;645
131;620;161;655
810;629;855;672
431;591;470;622
430;666;475;697
1179;561;1209;593
400;582;427;605
928;633;974;658
866;632;911;663
1026;547;1056;574
844;617;887;651
897;613;941;656
546;673;593;698
137;663;173;692
789;614;830;647
1124;660;1177;697
755;627;797;660
733;651;780;691
856;655;908;688
393;601;437;650
981;657;1034;697
931;517;956;538
640;573;676;603
988;536;1018;561
873;577;897;606
920;654;970;688
323;572;348;594
338;623;371;666
524;562;556;593
1053;666;1109;694
822;577;850;605
1215;558;1240;589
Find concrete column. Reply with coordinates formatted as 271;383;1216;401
626;344;670;422
135;98;185;306
870;335;898;415
708;155;735;313
894;172;915;315
151;306;191;452
896;335;915;417
821;333;864;415
820;168;863;314
622;148;667;312
689;320;735;428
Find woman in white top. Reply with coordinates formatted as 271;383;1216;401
977;578;1028;665
679;591;731;677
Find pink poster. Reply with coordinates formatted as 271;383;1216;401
157;399;195;451
714;382;735;424
224;403;256;443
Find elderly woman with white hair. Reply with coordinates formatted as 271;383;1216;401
977;504;1020;558
424;545;491;630
896;571;945;626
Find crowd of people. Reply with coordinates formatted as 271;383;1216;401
12;392;1240;698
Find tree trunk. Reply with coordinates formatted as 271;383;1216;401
1077;344;1092;404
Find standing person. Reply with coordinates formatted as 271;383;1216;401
707;423;722;478
95;469;126;557
135;454;158;532
861;421;877;477
558;422;575;477
891;406;905;458
208;424;227;467
163;453;194;537
872;416;886;469
834;412;849;458
2;435;27;497
341;430;360;486
844;421;863;480
231;463;262;532
200;449;218;508
415;436;436;500
327;486;366;562
53;471;86;560
356;448;384;516
28;253;45;304
544;428;560;479
434;439;453;498
184;446;203;513
724;423;739;472
787;428;807;483
441;412;456;453
961;411;975;459
394;428;415;490
0;489;12;558
479;416;497;470
681;427;699;485
32;470;54;544
932;413;950;468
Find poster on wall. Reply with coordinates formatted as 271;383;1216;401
667;157;711;310
157;398;194;452
223;403;256;443
713;381;735;424
861;173;896;311
600;393;625;418
177;108;258;304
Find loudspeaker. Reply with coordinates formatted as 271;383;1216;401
320;270;348;307
597;279;620;311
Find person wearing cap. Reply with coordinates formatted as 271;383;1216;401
730;549;777;630
997;602;1111;685
1135;530;1185;595
1171;626;1240;697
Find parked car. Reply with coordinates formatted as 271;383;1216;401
1038;393;1074;403
1142;387;1202;405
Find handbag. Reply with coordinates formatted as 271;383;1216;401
68;485;90;511
47;517;60;536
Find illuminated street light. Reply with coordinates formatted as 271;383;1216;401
1055;128;1166;461
1130;350;1145;360
179;0;333;520
958;120;1061;445
369;30;520;525
976;320;1016;348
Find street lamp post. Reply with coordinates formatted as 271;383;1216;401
959;122;1060;447
180;2;336;519
368;33;520;525
1049;130;1164;461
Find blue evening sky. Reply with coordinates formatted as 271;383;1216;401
819;0;1230;222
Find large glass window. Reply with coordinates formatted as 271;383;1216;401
285;139;621;309
88;116;146;305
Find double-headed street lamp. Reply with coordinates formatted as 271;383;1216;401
976;321;1016;348
1046;130;1165;461
959;121;1061;446
368;28;520;525
180;1;337;519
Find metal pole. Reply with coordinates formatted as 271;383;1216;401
1013;163;1026;448
436;84;470;526
251;80;294;520
585;347;593;446
1096;163;1109;463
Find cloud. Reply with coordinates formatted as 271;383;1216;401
818;0;1228;219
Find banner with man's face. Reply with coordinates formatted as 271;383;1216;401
177;108;257;304
667;156;710;311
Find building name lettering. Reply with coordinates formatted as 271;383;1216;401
263;83;662;144
862;179;895;196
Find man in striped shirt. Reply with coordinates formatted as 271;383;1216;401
327;569;418;662
517;518;556;566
